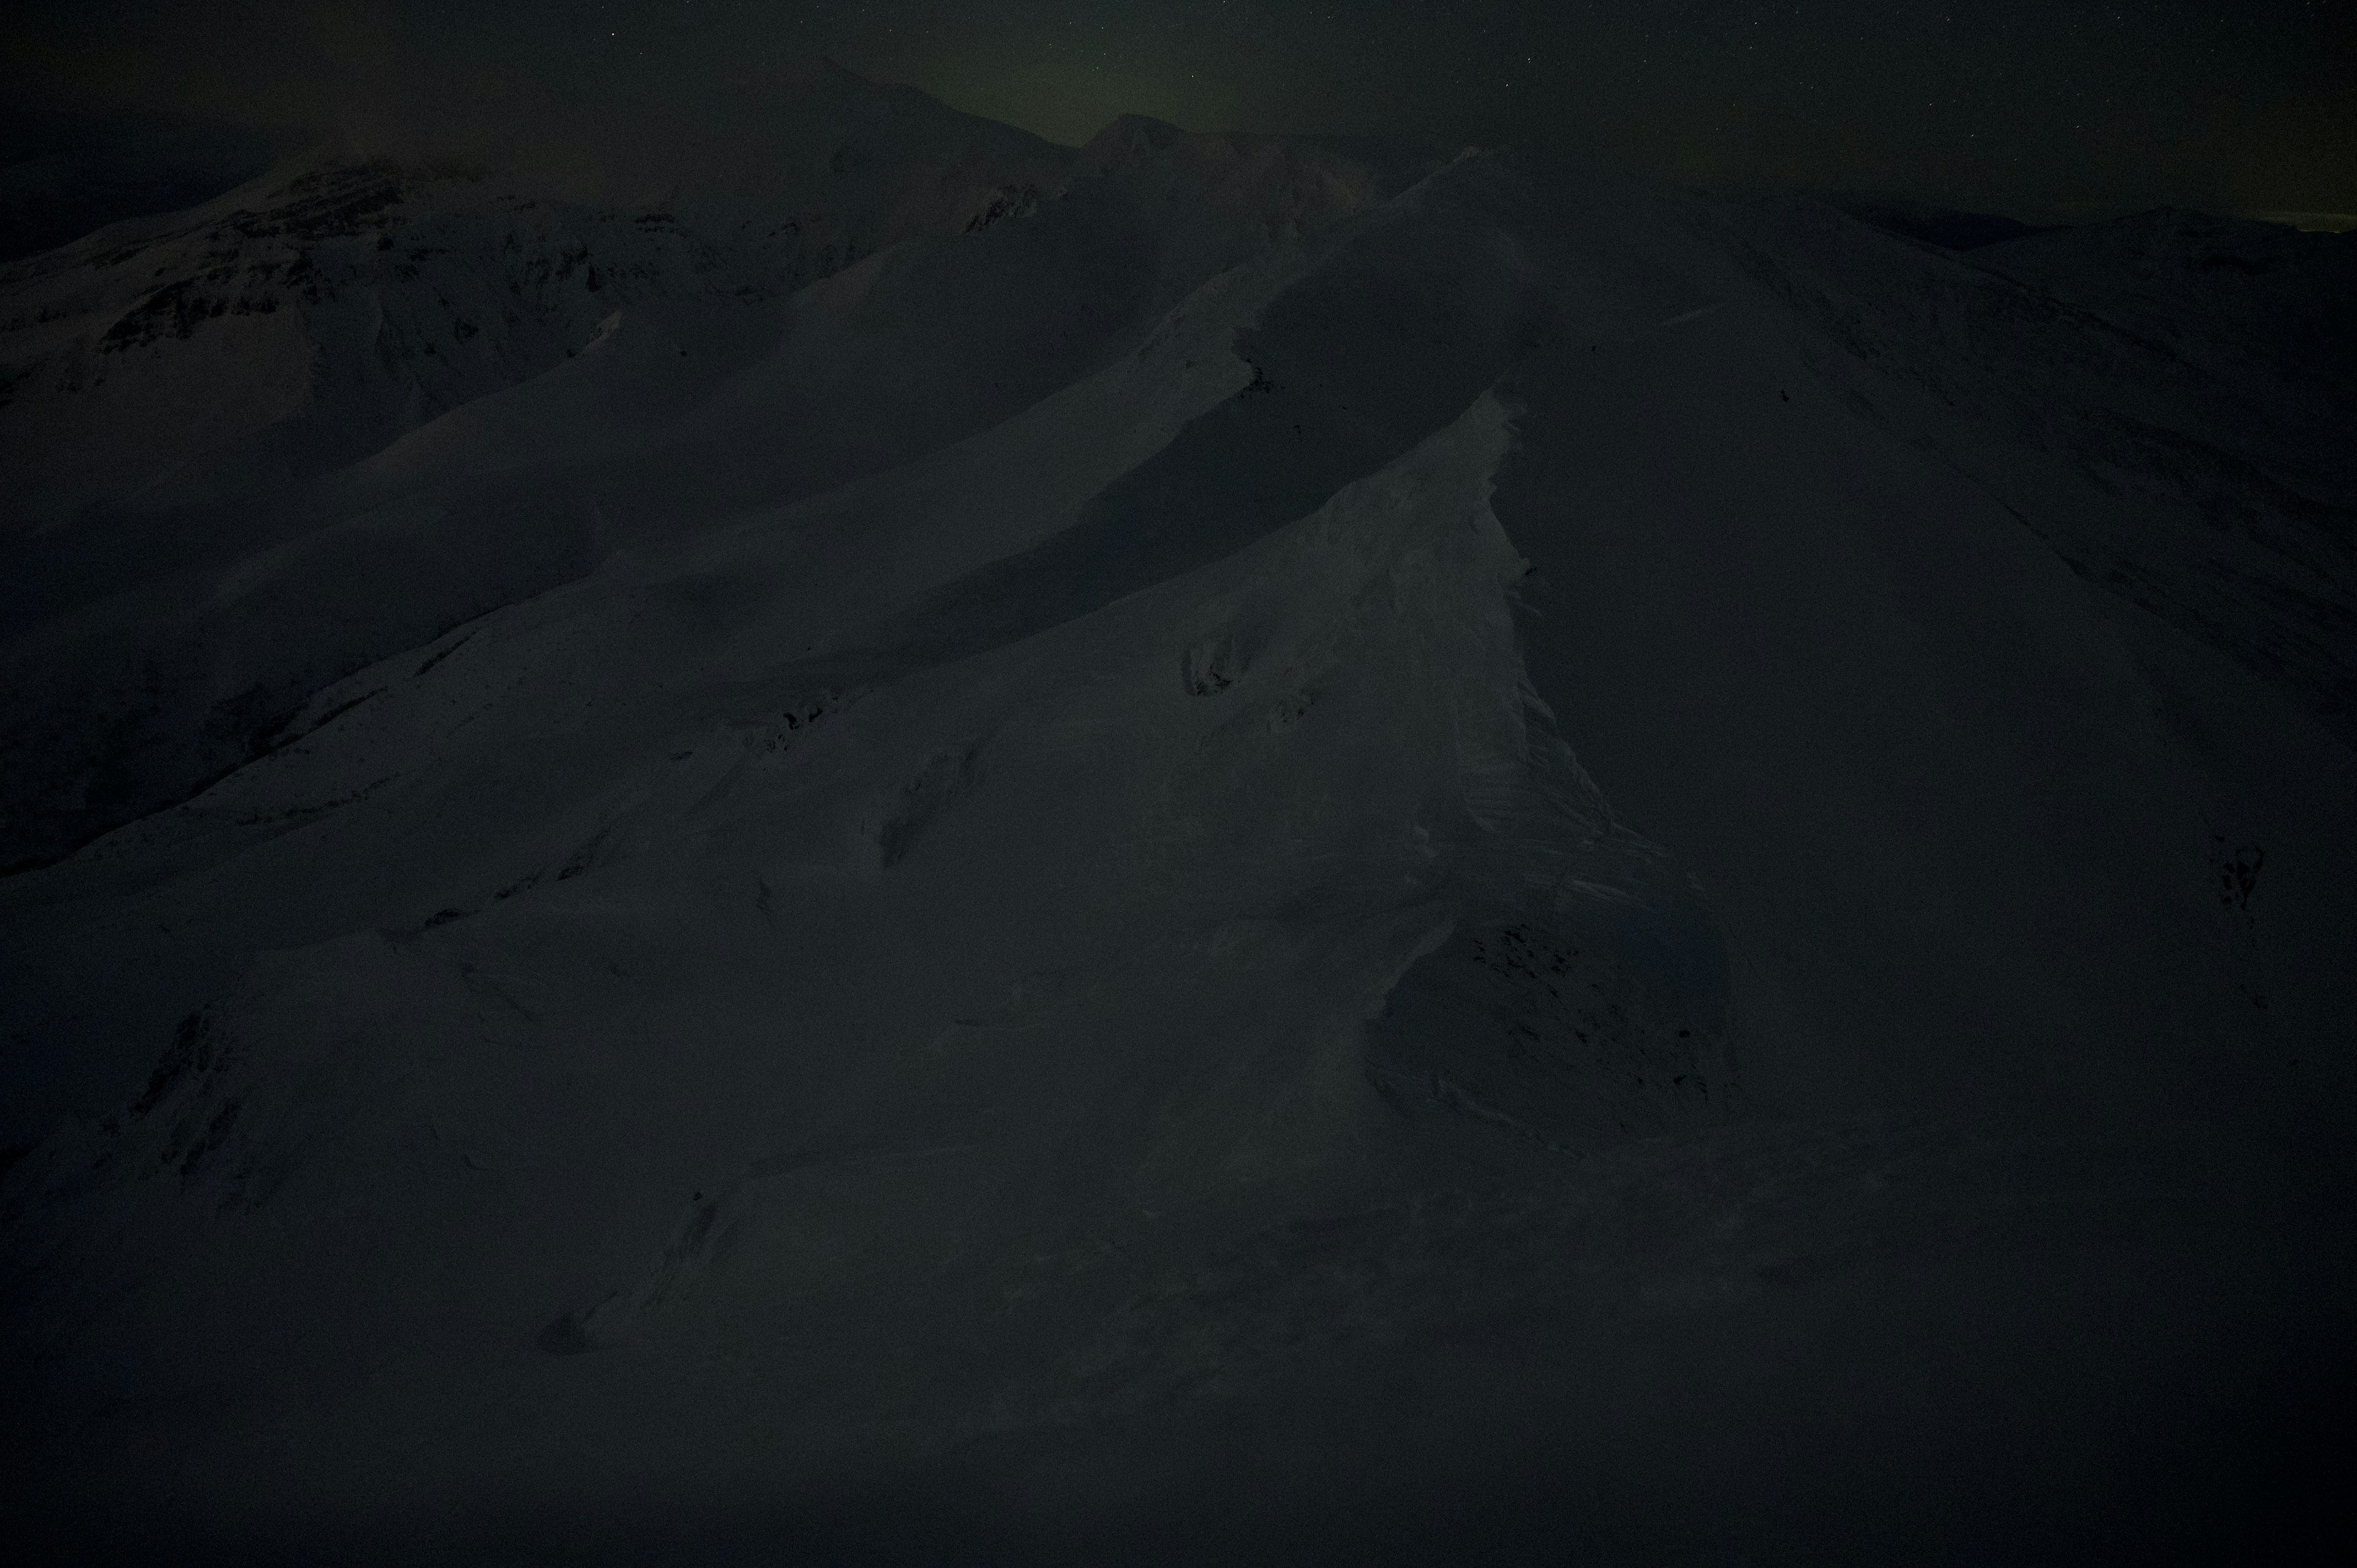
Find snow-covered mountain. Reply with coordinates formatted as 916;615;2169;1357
1976;204;2357;400
1818;191;2054;252
0;96;1434;881
2;72;2351;1566
0;69;1082;535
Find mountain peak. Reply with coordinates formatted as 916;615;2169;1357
1080;113;1191;167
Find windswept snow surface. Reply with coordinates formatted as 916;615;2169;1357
2;90;2353;1566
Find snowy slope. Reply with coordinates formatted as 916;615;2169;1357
1734;197;2357;749
1976;206;2357;399
1;120;2352;1566
1819;191;2053;251
0;99;1433;882
0;125;1072;536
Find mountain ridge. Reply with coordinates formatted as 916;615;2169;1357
2;90;2353;1567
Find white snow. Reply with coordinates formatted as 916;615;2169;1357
1;77;2351;1565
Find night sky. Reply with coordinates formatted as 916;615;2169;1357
7;2;2354;226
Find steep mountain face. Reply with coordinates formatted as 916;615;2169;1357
0;86;1429;879
1;92;2352;1567
0;86;1078;537
3;161;748;535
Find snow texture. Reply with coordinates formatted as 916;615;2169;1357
2;69;2353;1567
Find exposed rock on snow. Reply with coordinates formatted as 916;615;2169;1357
2;77;2352;1566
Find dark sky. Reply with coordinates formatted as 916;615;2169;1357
6;1;2352;222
